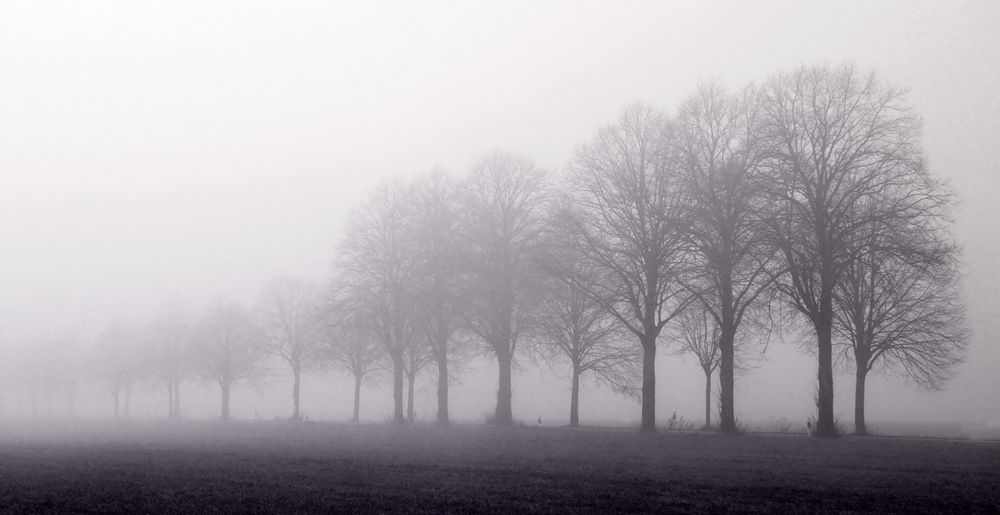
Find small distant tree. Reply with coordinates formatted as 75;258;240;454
532;275;638;427
92;321;142;418
257;278;324;420
145;309;190;418
402;337;435;422
834;222;967;434
196;302;267;420
672;309;721;428
321;299;385;422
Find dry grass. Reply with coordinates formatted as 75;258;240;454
0;419;996;513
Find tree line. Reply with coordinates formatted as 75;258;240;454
11;64;968;437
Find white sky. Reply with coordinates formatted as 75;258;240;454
0;1;998;426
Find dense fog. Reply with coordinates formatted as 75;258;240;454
0;1;997;435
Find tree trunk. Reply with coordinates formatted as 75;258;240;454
704;369;712;428
392;355;405;423
640;334;657;432
854;366;867;435
173;380;181;418
292;363;301;420
815;294;837;437
494;346;513;424
569;363;581;427
352;373;362;422
221;383;231;420
407;370;416;422
436;347;449;424
167;380;174;418
123;385;131;418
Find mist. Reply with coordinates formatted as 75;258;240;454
0;2;998;512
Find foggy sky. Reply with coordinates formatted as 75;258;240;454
0;1;998;426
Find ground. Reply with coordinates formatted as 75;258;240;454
0;421;996;513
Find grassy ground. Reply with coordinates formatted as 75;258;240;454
0;420;996;513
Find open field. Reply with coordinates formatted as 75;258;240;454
0;421;996;513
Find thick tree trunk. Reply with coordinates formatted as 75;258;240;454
718;325;736;432
221;383;231;420
704;369;712;428
407;371;416;422
436;347;449;424
352;373;362;422
393;356;405;423
815;294;837;437
494;347;513;424
292;364;301;420
640;334;657;432
854;366;867;435
569;364;581;427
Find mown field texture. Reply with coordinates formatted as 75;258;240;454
0;421;996;513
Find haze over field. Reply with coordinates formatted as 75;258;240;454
0;1;997;430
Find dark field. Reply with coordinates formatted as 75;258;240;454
0;421;997;514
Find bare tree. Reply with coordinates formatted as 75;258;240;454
834;222;967;434
533;274;638;427
672;308;721;428
339;181;419;423
760;64;940;436
409;171;468;423
565;105;691;432
145;309;189;418
257;277;324;420
675;82;777;433
196;301;267;420
92;321;142;418
461;151;549;424
402;337;435;422
322;307;384;422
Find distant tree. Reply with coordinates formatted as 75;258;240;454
409;171;468;424
322;305;384;422
339;181;419;423
461;151;549;424
145;309;190;418
92;321;142;418
532;273;638;427
402;337;435;422
196;302;267;420
834;220;967;434
760;64;942;436
675;82;777;433
565;105;692;432
672;309;720;428
257;278;324;420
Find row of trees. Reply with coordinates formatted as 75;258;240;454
333;64;967;436
26;64;964;436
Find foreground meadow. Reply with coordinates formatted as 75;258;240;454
0;420;996;513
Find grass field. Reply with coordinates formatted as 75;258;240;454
0;420;996;513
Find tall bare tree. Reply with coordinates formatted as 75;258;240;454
834;221;967;434
196;301;267;420
409;171;468;423
339;181;418;423
565;105;691;432
462;151;549;424
760;64;939;436
675;82;777;432
257;277;324;420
